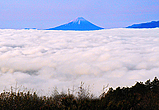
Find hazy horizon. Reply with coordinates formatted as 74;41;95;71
0;0;159;29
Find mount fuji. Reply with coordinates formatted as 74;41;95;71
46;17;104;31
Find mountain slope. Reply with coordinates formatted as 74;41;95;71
127;21;159;28
46;17;104;31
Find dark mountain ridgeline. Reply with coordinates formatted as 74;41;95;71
127;21;159;28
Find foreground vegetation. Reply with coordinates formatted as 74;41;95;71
0;77;159;110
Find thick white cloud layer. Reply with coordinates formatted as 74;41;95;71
0;28;159;96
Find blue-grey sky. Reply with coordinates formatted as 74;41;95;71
0;0;159;29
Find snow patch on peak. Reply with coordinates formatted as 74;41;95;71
76;17;85;20
71;17;87;23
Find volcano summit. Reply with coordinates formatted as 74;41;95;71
47;17;104;31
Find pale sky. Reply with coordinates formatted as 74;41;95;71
0;0;159;29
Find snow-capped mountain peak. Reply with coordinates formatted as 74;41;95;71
46;17;104;31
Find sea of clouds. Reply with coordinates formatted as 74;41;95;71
0;28;159;96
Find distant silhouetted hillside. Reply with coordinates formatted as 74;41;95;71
127;21;159;28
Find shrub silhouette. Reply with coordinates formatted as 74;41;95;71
0;77;158;109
